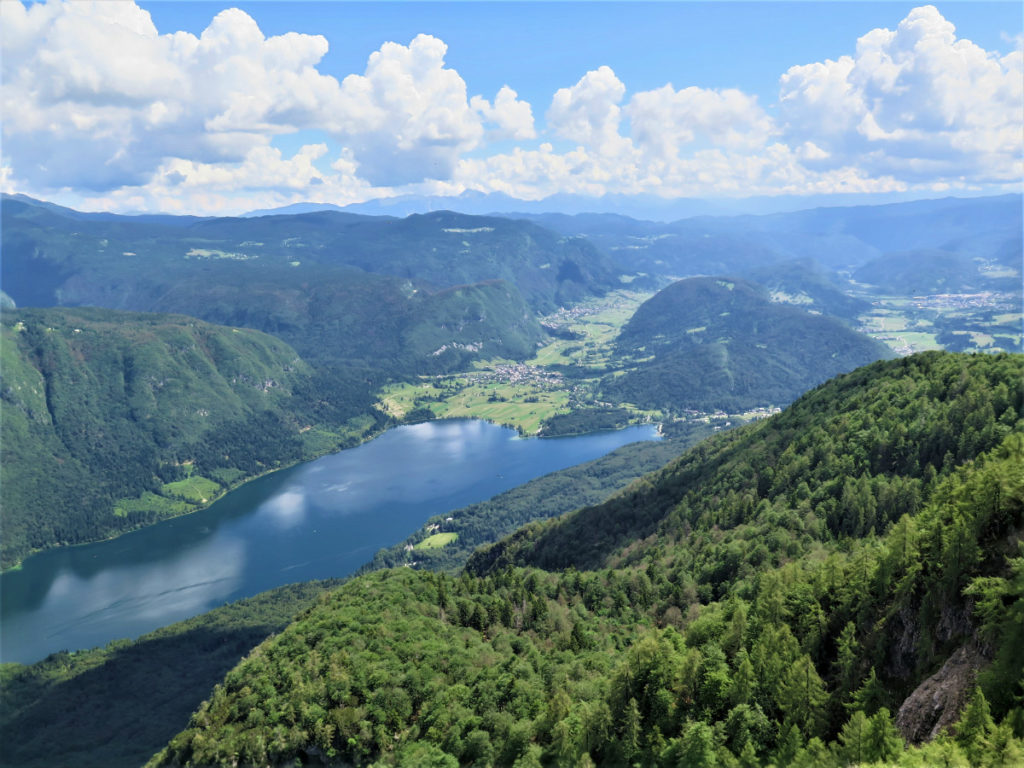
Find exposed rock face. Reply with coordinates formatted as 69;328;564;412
895;644;986;743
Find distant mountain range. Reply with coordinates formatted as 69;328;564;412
518;194;1023;278
0;195;622;372
243;189;1016;222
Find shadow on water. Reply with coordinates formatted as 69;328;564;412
0;580;339;768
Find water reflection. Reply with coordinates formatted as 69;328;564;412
2;536;244;662
2;420;658;664
259;489;308;529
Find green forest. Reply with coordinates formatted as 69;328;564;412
0;307;387;568
137;352;1022;767
1;189;1021;768
600;277;893;414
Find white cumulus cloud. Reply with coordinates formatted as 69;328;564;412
779;4;1023;183
0;3;501;199
471;86;537;141
547;66;635;159
627;84;776;160
1;1;1017;211
327;34;485;185
1;1;339;191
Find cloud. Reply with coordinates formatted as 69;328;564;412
547;66;634;159
507;5;1018;199
471;86;537;141
779;4;1023;183
0;4;492;195
1;1;338;191
1;2;1017;211
328;34;485;185
627;84;776;162
76;144;371;215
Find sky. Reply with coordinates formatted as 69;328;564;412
1;1;1021;215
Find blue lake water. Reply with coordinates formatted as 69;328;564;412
0;420;658;664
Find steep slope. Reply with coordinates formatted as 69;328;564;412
0;307;382;568
474;352;1022;575
149;353;1024;768
601;276;892;412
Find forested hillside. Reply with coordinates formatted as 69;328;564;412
475;352;1021;573
600;277;892;413
0;196;618;372
0;307;384;568
148;352;1024;767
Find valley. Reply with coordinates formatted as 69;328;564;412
3;4;1023;766
376;289;659;435
855;291;1023;356
1;193;1021;768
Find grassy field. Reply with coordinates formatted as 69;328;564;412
529;289;652;370
415;532;458;550
855;294;1021;355
160;476;221;504
377;290;656;434
379;378;572;435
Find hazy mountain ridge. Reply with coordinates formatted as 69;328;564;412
1;196;625;373
514;194;1021;283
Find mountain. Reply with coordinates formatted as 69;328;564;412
853;248;1021;296
145;352;1024;767
600;276;893;413
0;427;721;768
513;194;1021;279
249;190;1009;222
243;202;349;217
0;306;385;568
741;258;868;320
471;351;1023;574
1;196;625;372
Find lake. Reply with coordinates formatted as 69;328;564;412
0;419;658;664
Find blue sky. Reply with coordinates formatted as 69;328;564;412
2;1;1021;213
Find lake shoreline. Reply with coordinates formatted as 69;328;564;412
2;420;660;664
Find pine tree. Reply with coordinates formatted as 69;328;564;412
866;707;903;763
622;697;642;762
837;710;871;766
729;649;755;707
847;667;886;716
777;654;828;738
772;722;804;766
832;621;860;697
957;686;994;766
